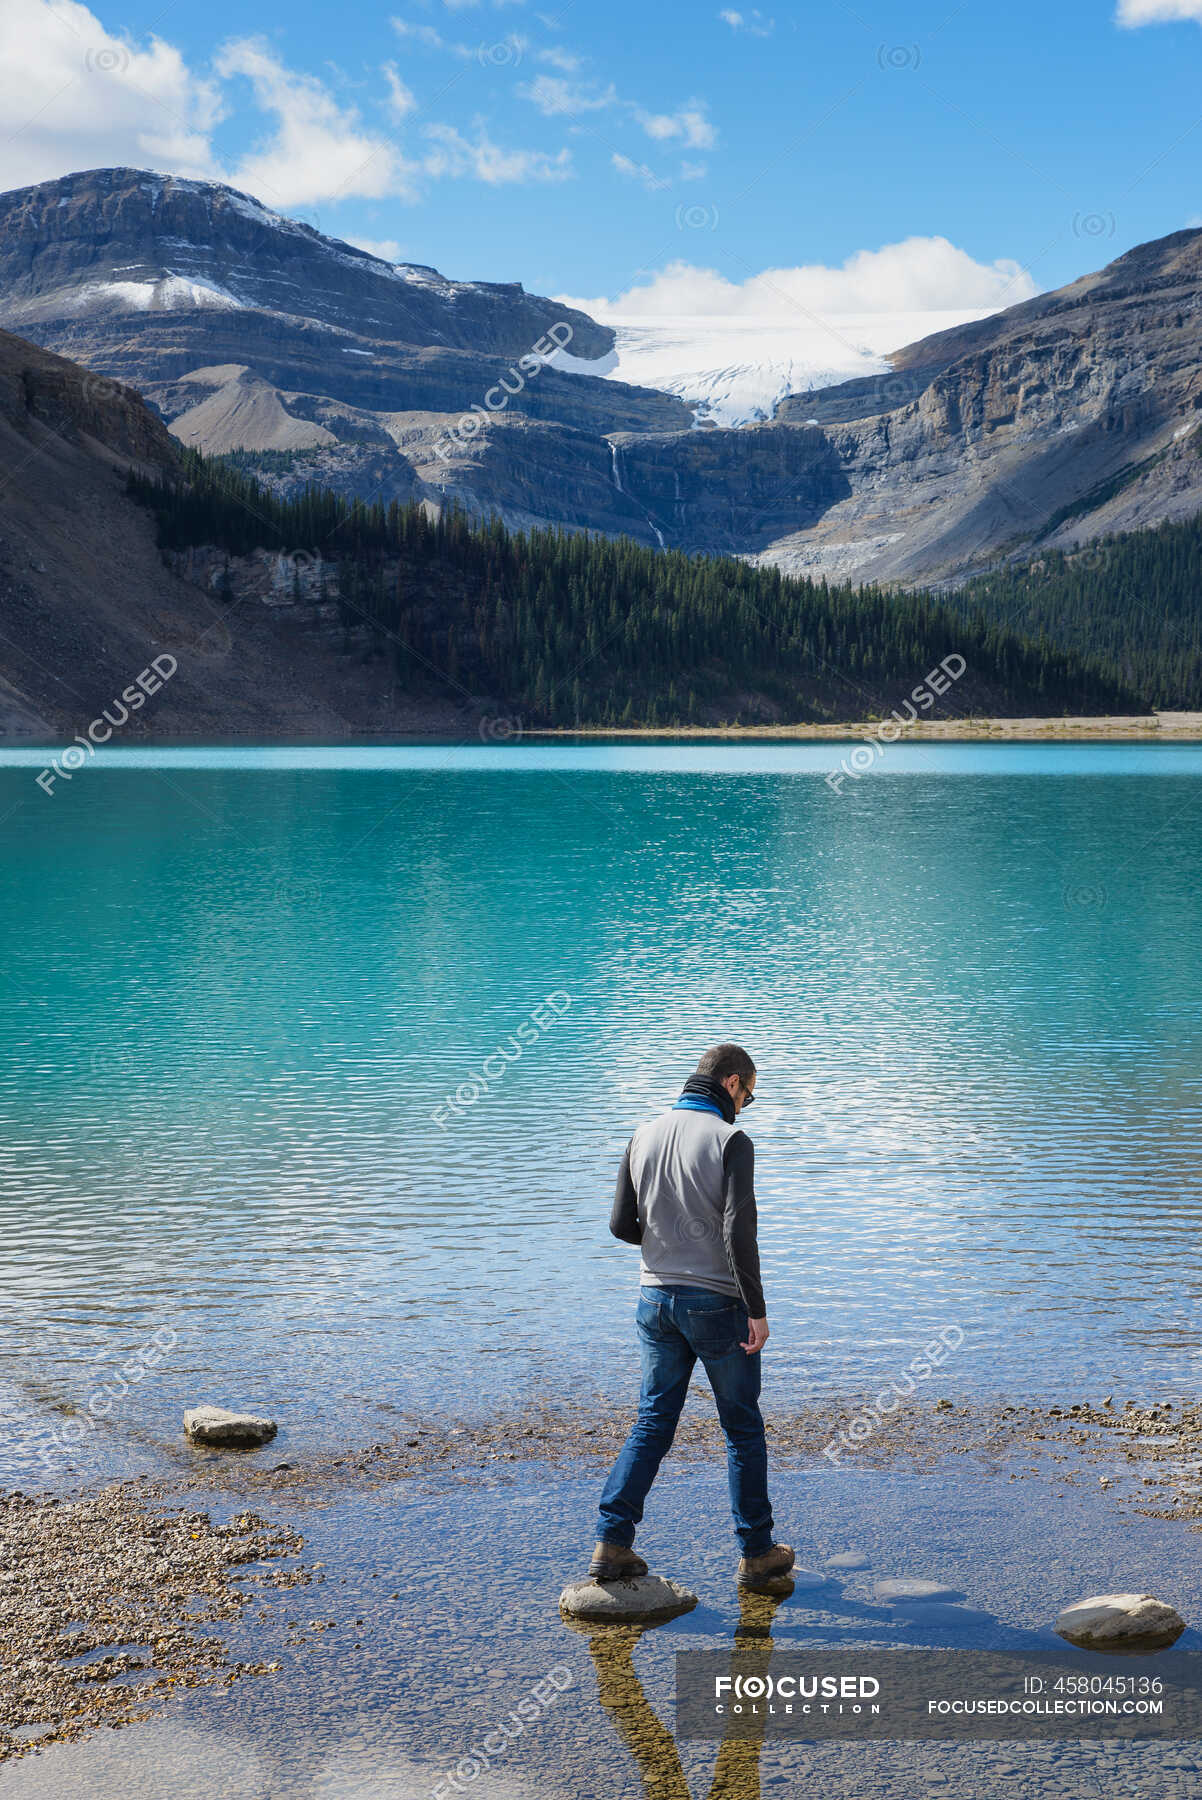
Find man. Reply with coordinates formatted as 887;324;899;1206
591;1043;793;1589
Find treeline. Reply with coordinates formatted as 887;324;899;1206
951;511;1202;708
127;451;1144;726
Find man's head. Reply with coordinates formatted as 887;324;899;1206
696;1043;757;1116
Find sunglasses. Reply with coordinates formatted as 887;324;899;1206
739;1080;755;1105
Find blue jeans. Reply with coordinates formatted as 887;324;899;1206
596;1284;774;1557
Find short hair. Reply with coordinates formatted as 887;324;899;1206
696;1043;756;1083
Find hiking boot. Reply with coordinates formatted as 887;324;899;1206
589;1541;648;1582
737;1543;795;1588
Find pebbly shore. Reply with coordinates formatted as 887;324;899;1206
0;1487;309;1765
533;714;1202;741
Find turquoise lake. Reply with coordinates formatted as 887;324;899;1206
2;740;1201;1488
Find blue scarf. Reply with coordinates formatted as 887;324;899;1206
672;1072;736;1123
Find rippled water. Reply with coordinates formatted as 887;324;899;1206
2;741;1202;1484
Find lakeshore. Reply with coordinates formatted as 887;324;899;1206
10;711;1202;750
5;1393;1202;1778
534;711;1202;740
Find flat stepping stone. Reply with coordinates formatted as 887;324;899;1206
825;1551;871;1570
873;1578;966;1604
786;1566;839;1588
1055;1592;1185;1653
559;1574;697;1623
184;1406;277;1449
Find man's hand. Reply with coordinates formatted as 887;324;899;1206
741;1316;769;1354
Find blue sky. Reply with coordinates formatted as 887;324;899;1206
7;0;1202;313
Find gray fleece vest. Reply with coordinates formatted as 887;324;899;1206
628;1105;740;1298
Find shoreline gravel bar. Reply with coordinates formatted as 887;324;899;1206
0;1486;309;1765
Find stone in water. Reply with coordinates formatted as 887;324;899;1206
1055;1593;1185;1653
873;1578;966;1603
559;1574;697;1623
184;1406;277;1449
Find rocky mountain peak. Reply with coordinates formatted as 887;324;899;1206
0;166;614;360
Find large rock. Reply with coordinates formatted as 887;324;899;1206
559;1574;697;1624
183;1406;277;1449
1055;1592;1185;1653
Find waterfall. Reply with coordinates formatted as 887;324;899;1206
609;438;665;550
609;442;624;494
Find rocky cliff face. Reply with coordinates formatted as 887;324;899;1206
763;227;1202;582
3;168;1201;583
0;167;614;358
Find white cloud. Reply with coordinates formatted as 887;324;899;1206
0;1;571;207
719;9;774;32
1117;0;1202;21
512;56;718;156
0;0;222;190
537;46;581;71
389;15;523;58
519;74;617;115
347;235;402;261
611;152;671;192
636;102;716;150
680;159;708;181
215;38;418;205
382;63;417;123
423;121;572;183
390;17;464;52
559;237;1038;320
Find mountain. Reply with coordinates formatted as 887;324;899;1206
760;227;1202;584
0;316;1178;730
3;168;1201;587
131;449;1147;727
0;166;617;359
0;325;490;739
0;167;692;538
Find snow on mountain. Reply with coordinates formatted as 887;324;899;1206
54;274;245;315
551;308;1001;426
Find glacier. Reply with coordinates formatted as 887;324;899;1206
550;308;1000;427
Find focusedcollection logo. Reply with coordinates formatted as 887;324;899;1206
714;1671;881;1714
821;1324;965;1464
825;655;967;794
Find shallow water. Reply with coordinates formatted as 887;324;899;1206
2;742;1202;1484
4;1458;1201;1799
